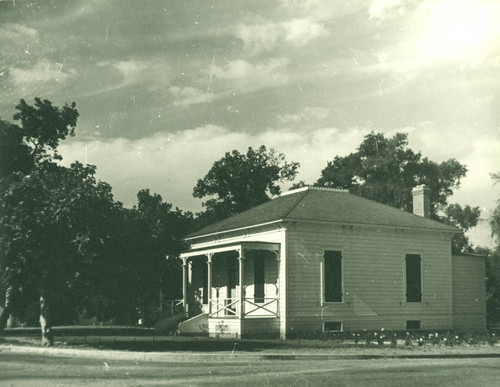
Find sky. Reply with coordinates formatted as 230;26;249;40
0;0;499;247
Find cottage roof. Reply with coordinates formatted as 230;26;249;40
187;187;459;239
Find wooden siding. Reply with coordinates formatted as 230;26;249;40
286;222;453;333
452;255;486;331
242;318;280;338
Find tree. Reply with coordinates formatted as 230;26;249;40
0;98;85;345
134;189;191;323
0;162;117;345
443;204;481;253
316;132;479;253
13;98;79;162
193;146;299;223
317;132;467;214
0;120;34;178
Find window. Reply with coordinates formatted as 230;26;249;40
324;250;342;302
406;320;421;330
406;254;422;302
254;254;265;303
324;321;342;332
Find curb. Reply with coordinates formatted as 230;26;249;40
1;344;500;363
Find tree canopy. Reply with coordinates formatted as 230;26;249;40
0;98;191;343
13;98;79;162
193;145;299;223
316;132;467;215
316;132;479;253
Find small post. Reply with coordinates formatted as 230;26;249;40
207;253;213;315
182;257;188;317
238;250;245;319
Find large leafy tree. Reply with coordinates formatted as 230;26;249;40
193;145;299;224
0;98;98;345
0;162;117;345
66;189;191;327
134;189;191;322
316;132;479;253
13;98;78;162
0;120;34;178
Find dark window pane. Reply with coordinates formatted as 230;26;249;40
324;321;342;332
406;320;421;330
254;254;265;303
406;254;422;302
324;250;342;302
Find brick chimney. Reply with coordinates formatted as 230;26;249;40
412;184;431;218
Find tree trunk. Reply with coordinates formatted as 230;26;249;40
0;286;14;333
39;294;53;346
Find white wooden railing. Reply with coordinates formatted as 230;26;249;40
243;298;279;317
208;297;279;318
209;298;239;317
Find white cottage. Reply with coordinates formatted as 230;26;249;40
178;186;486;338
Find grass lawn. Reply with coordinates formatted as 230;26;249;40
1;351;500;386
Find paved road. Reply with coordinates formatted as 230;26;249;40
1;351;500;386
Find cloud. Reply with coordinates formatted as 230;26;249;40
368;0;500;71
97;59;170;88
0;23;39;43
369;0;405;20
209;58;290;91
59;125;370;211
277;107;337;124
168;86;214;106
236;17;329;53
10;60;76;86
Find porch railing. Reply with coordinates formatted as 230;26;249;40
160;299;184;318
209;298;239;317
243;298;279;317
208;297;279;318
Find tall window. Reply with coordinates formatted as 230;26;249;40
324;250;342;302
406;254;422;302
254;254;265;303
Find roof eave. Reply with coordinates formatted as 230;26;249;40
185;219;285;241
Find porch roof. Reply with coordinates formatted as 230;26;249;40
180;241;280;259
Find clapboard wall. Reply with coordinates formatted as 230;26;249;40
452;254;486;331
285;221;454;333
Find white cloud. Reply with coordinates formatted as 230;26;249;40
236;17;329;53
369;0;405;20
10;60;76;86
168;86;214;106
97;59;170;88
209;58;290;91
277;106;336;124
0;23;39;41
59;125;370;211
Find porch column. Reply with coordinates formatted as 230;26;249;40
206;253;213;315
272;250;281;296
238;250;245;318
182;257;188;317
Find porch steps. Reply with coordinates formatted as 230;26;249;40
177;313;208;335
154;312;186;334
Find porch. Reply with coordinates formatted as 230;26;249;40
179;242;281;338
